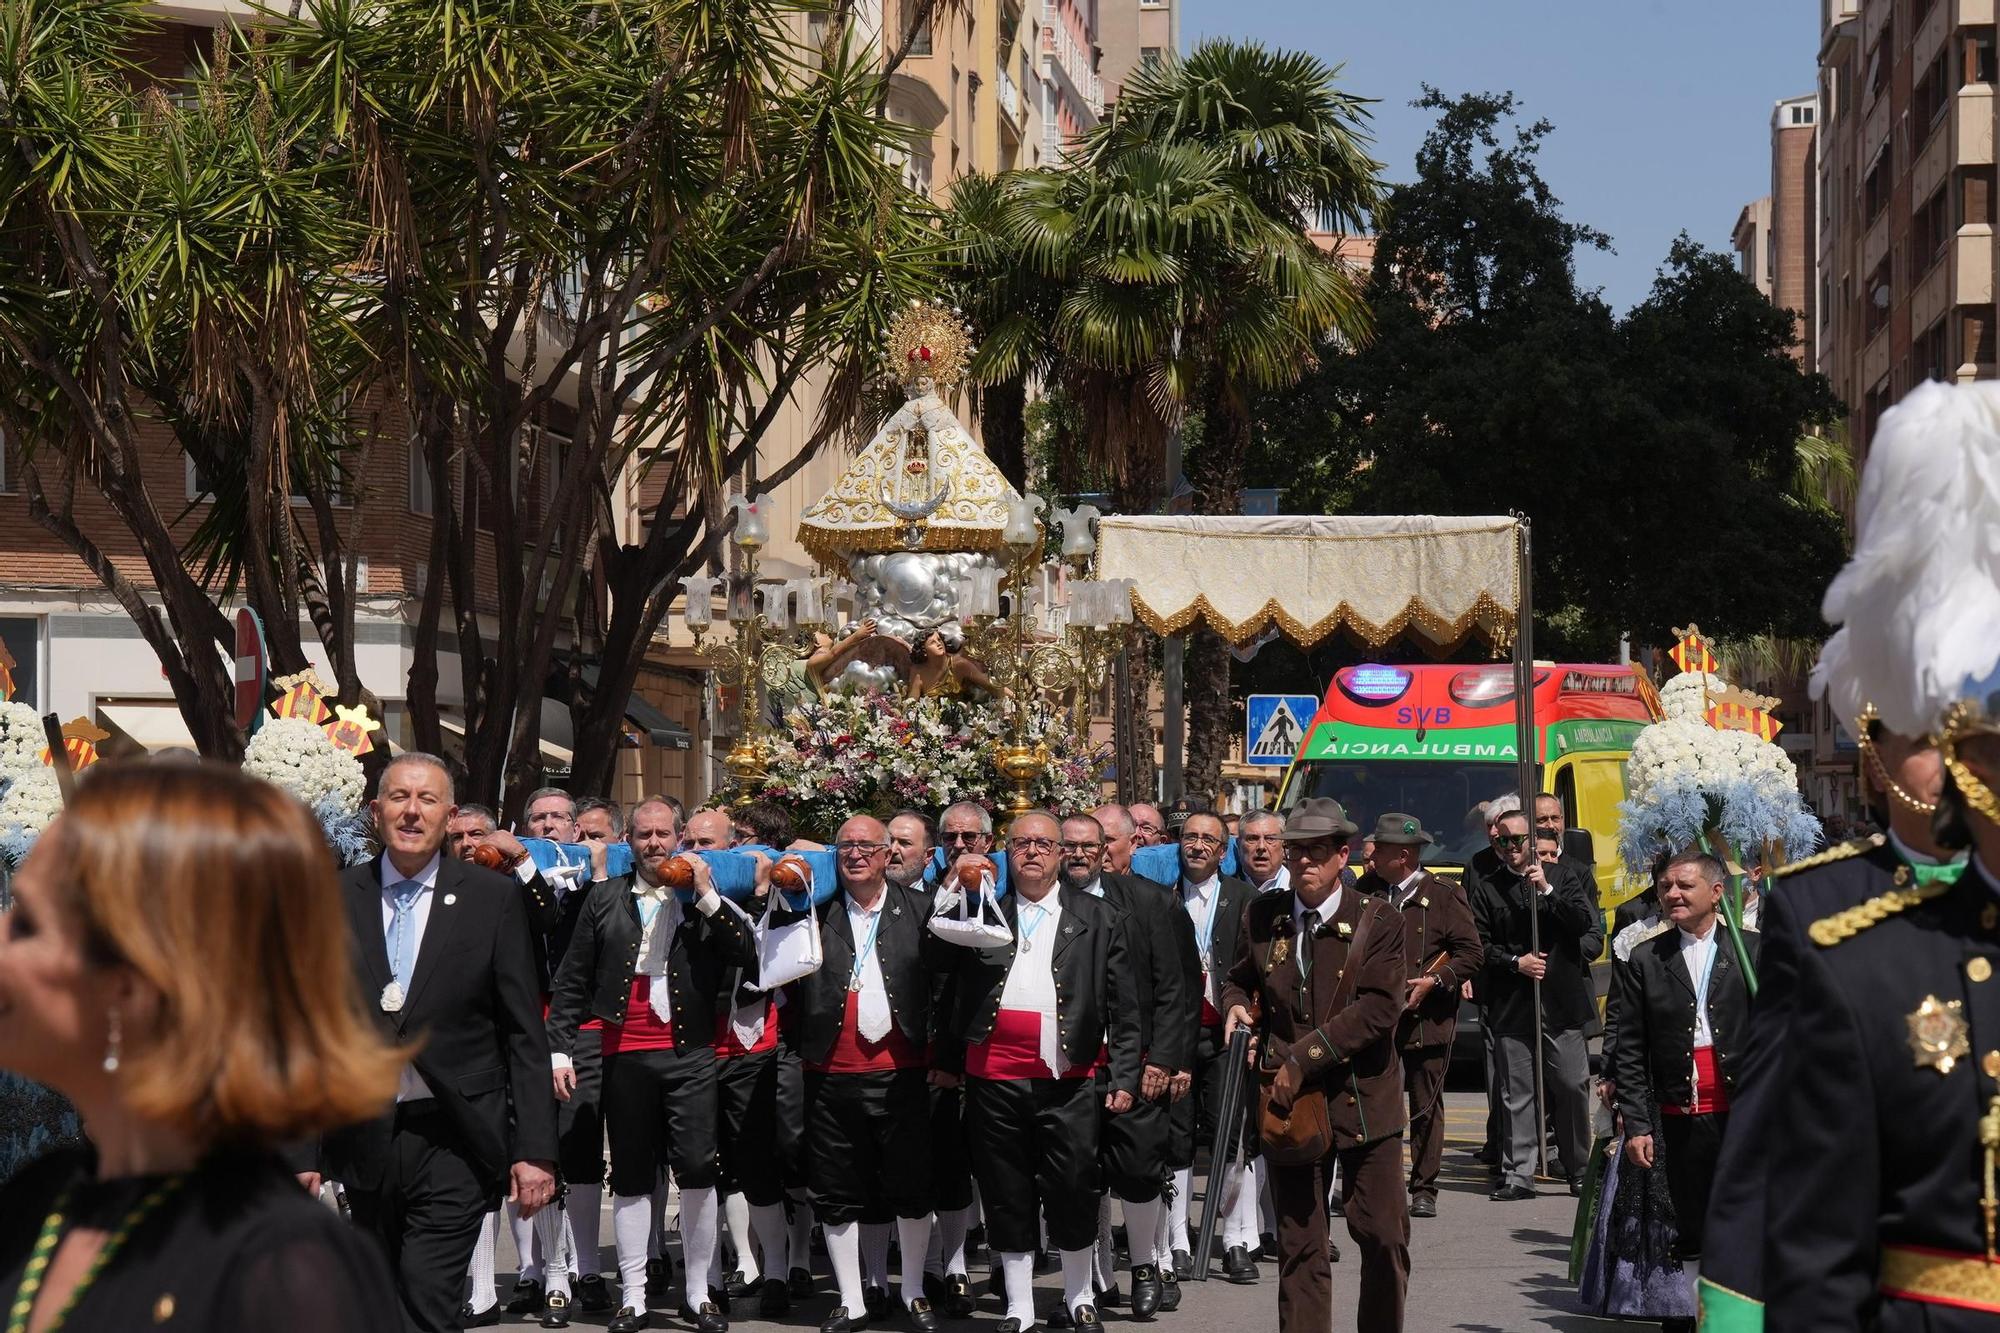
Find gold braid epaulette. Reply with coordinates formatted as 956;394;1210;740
1808;864;1950;947
1777;834;1884;879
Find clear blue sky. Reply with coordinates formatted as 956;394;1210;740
1179;0;1820;312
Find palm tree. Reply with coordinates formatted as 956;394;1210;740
973;40;1382;800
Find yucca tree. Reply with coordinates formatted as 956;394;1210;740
2;0;944;793
953;40;1381;798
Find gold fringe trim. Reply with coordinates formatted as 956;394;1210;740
1128;589;1516;652
797;523;1026;568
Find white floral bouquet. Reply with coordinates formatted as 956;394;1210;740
0;768;64;867
0;703;47;782
751;691;1108;840
1618;671;1820;874
242;717;374;863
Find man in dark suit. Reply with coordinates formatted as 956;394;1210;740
316;753;559;1333
1608;849;1758;1333
1468;808;1598;1202
930;811;1143;1333
1356;813;1484;1220
1059;812;1198;1316
792;815;950;1333
1163;811;1260;1281
1222;797;1410;1332
546;798;756;1333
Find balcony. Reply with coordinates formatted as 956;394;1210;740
996;67;1022;125
1959;84;1996;166
1958;223;1996;307
1913;244;1951;332
1915;0;1951;75
1862;321;1892;389
1963;0;1997;25
1863;208;1890;275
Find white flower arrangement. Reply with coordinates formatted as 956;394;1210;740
0;768;65;866
1618;671;1819;872
0;703;47;781
242;716;366;818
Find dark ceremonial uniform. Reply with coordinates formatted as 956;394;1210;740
713;984;790;1219
324;854;558;1333
1222;887;1410;1333
1609;917;1759;1262
545;874;755;1200
1696;837;1976;1331
1168;873;1259;1180
932;886;1143;1257
1358;868;1483;1207
1085;873;1197;1210
528;866;616;1197
792;881;949;1228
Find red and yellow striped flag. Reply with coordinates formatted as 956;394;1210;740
1670;623;1717;675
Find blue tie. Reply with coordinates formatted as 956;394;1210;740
388;878;424;994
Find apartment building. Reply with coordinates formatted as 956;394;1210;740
1733;195;1777;299
1819;0;1997;459
1098;0;1177;111
1772;94;1822;363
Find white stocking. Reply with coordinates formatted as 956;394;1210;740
569;1183;603;1281
1092;1198;1115;1290
612;1193;652;1314
750;1203;789;1286
826;1220;865;1315
1122;1197;1163;1271
861;1221;892;1290
1060;1246;1095;1314
1167;1168;1193;1256
787;1189;815;1279
897;1215;931;1308
509;1198;542;1282
1222;1162;1259;1249
466;1208;499;1312
1000;1250;1037;1327
724;1191;759;1284
534;1198;571;1297
937;1205;970;1277
679;1185;719;1312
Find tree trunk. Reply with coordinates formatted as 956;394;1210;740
1181;369;1250;806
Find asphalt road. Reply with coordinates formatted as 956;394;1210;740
486;1092;1630;1332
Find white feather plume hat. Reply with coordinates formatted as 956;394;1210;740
1810;379;2000;739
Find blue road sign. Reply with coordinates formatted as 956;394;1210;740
1245;694;1318;767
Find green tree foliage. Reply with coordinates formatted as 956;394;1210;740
1250;90;1846;661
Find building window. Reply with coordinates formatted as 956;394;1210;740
1140;46;1161;71
0;616;41;710
1913;184;1951;277
1915;316;1950;383
1864;256;1892;343
1863;142;1893;223
1970;29;1999;84
0;427;15;495
1914;47;1952;135
903;0;932;55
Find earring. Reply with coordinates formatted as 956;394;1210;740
103;1007;122;1075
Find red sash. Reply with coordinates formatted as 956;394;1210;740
966;1008;1104;1081
601;977;675;1055
809;991;926;1074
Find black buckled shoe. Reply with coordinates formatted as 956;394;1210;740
608;1307;650;1333
540;1289;573;1328
645;1255;673;1305
1158;1270;1182;1313
864;1284;894;1320
943;1273;976;1318
459;1302;501;1328
820;1307;855;1333
1222;1244;1257;1285
1259;1231;1279;1261
1171;1249;1192;1280
695;1299;728;1333
1071;1304;1102;1327
759;1277;791;1318
1050;1305;1073;1329
907;1296;941;1332
790;1266;816;1299
505;1278;545;1314
1410;1194;1437;1219
1096;1281;1122;1309
1129;1264;1162;1320
724;1269;756;1299
577;1273;614;1313
994;1321;1025;1333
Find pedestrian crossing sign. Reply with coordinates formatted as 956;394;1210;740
1245;694;1317;766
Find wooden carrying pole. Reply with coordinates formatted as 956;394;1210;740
1511;516;1548;1183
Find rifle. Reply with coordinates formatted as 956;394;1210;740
1191;1023;1253;1281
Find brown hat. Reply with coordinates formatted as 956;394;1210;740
1369;812;1432;846
1281;797;1359;841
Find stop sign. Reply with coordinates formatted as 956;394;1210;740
233;608;267;734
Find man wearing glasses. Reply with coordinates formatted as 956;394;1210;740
1238;811;1290;893
1058;813;1199;1318
1222;797;1411;1333
1468;808;1598;1203
1130;803;1168;848
792;816;951;1333
931;811;1143;1333
1165;811;1261;1284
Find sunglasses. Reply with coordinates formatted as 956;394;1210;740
1494;833;1532;849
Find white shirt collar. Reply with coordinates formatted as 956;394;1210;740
845;887;886;916
1395;869;1425;897
1677;919;1718;946
1082;877;1104;898
1252;864;1289;892
1293;889;1341;935
380;851;442;892
1183;873;1220;899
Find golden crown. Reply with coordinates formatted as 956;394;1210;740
885;298;975;390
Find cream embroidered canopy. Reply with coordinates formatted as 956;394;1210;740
1093;515;1521;650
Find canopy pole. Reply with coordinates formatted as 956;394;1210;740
1511;514;1547;1184
1160;412;1185;802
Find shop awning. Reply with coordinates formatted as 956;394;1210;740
1094;514;1521;650
97;702;198;754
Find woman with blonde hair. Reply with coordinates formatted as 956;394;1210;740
0;761;405;1330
